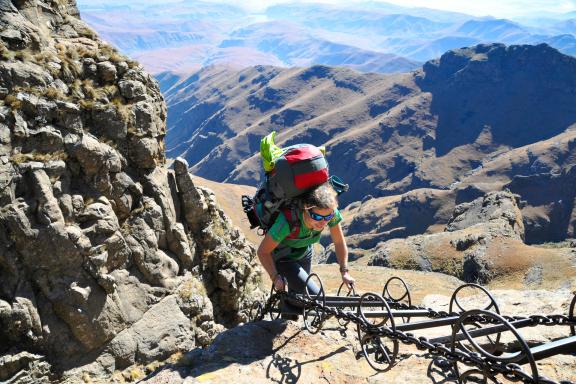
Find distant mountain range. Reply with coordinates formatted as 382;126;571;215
78;1;576;74
159;43;576;244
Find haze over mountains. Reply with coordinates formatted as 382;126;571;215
160;43;576;246
78;0;576;74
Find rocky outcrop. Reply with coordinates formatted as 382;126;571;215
368;191;575;285
504;165;576;243
444;190;524;238
0;1;263;381
320;188;456;264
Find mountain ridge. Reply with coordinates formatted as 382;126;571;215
162;43;576;244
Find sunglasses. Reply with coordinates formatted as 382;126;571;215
307;209;335;222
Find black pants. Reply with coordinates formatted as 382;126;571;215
275;248;320;313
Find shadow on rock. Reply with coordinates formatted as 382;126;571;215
141;319;353;383
265;342;348;383
426;356;458;384
141;320;289;382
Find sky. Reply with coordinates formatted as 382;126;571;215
198;0;576;18
76;0;576;19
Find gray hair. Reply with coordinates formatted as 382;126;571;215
296;182;338;210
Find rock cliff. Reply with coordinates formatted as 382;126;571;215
0;0;263;381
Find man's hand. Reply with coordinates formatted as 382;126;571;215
341;271;355;289
273;274;286;291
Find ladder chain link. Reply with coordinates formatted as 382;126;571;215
256;290;576;384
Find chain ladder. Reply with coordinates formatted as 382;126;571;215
256;291;576;384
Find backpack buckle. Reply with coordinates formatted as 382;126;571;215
329;175;349;195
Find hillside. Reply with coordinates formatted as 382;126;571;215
162;43;576;244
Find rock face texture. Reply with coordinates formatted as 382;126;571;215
368;191;576;286
444;190;525;238
0;0;263;380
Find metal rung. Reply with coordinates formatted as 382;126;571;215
529;335;576;361
395;317;460;332
322;295;361;301
322;300;423;311
428;318;534;345
325;300;388;307
354;309;431;317
296;294;405;304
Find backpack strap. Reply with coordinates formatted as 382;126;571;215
283;206;301;240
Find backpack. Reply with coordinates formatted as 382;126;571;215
242;132;348;237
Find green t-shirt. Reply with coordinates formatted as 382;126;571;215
268;208;343;260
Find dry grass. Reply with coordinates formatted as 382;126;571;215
33;50;57;64
127;59;139;69
4;94;22;110
45;87;66;100
69;79;84;100
177;278;206;300
0;41;11;61
81;79;97;99
54;42;83;79
14;50;33;62
99;44;125;63
10;150;68;164
78;99;95;110
78;80;122;104
486;238;576;290
76;44;98;59
61;58;81;78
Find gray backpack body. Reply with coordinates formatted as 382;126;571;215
242;144;329;235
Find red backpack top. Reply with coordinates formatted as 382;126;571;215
242;135;348;237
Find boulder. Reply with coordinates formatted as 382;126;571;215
97;61;117;82
131;295;195;361
446;190;524;240
128;137;162;169
119;80;145;99
92;104;128;140
0;61;53;89
23;125;64;154
369;191;574;286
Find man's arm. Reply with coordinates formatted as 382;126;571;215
330;223;355;287
257;234;285;290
